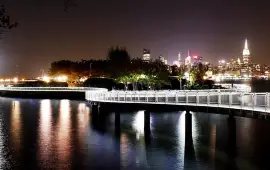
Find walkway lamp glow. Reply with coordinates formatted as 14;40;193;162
13;77;18;83
54;75;68;82
184;72;190;81
42;76;50;83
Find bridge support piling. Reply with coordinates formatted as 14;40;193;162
184;110;196;170
185;110;192;137
228;109;234;118
226;117;237;169
115;112;121;137
91;102;100;114
144;110;151;135
91;102;100;123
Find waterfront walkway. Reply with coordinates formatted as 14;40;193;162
86;90;270;114
0;87;108;92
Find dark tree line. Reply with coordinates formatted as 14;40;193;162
0;4;17;36
50;46;170;89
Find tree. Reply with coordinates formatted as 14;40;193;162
107;46;130;64
187;63;209;89
107;46;131;78
64;0;76;12
0;5;17;36
116;58;170;90
178;72;184;90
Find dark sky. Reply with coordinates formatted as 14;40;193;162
1;0;270;77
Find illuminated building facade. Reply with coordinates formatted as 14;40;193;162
159;55;167;65
185;56;192;66
178;52;182;66
243;39;251;65
193;56;203;65
142;49;151;62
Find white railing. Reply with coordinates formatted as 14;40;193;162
85;90;270;113
0;87;108;92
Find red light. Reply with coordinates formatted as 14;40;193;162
193;56;198;59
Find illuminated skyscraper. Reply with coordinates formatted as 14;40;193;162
178;52;182;65
185;50;192;66
159;55;167;65
142;49;151;62
243;39;251;64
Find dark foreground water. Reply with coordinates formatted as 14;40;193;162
0;98;269;170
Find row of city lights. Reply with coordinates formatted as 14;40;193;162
41;75;68;83
0;77;20;83
41;75;88;83
0;75;89;84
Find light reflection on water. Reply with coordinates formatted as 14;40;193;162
0;98;269;169
56;99;71;168
38;100;52;164
11;100;21;152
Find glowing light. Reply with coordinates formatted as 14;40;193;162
219;60;226;64
55;75;68;82
215;76;221;82
5;79;11;82
184;72;190;80
132;111;145;137
132;110;152;139
79;77;88;82
0;79;4;82
42;76;51;83
243;39;250;56
140;74;147;79
13;77;18;83
203;76;207;80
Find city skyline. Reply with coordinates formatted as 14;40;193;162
1;0;270;77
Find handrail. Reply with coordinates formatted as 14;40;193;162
0;87;108;92
85;90;270;113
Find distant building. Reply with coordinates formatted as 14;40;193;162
159;55;167;65
142;49;151;62
192;55;203;65
243;39;251;65
185;50;192;66
178;52;182;66
185;56;192;66
173;60;180;67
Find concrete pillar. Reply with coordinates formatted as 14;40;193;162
115;112;121;137
228;109;234;118
91;102;100;115
91;103;99;124
185;110;192;139
90;103;99;130
144;110;151;135
184;110;197;170
226;117;237;169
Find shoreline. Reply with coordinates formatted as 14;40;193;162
0;90;85;100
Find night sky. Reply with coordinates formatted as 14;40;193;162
1;0;270;77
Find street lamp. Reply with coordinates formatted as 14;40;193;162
89;63;92;77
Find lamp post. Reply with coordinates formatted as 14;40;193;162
89;63;92;77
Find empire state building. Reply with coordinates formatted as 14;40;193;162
243;39;251;64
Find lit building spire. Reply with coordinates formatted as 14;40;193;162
243;39;250;56
245;39;248;49
242;38;251;65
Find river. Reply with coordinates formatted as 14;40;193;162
0;91;269;169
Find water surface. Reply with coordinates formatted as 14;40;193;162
0;98;269;169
